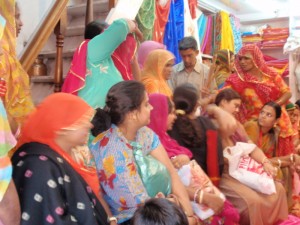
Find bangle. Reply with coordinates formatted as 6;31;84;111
262;157;271;164
290;154;295;165
193;188;201;203
277;159;282;168
198;190;204;204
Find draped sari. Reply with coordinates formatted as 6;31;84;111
225;44;294;156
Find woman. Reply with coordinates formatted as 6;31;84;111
62;19;139;109
224;44;294;156
213;49;234;89
0;96;20;225
11;93;112;225
148;93;240;225
141;49;175;97
216;88;289;225
90;81;195;225
0;0;34;125
244;102;300;216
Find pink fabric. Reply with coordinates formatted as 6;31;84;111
275;215;300;224
62;40;89;95
137;41;165;69
148;93;193;158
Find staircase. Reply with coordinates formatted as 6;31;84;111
30;0;110;105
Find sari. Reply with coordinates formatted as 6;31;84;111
152;0;171;43
16;93;99;196
0;100;16;202
0;0;34;124
225;44;294;156
62;34;136;95
244;119;300;216
141;49;174;97
148;93;239;225
214;49;233;89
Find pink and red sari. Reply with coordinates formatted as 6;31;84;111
225;44;294;156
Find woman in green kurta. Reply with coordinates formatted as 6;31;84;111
78;19;136;108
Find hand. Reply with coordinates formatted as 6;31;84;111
171;154;190;169
294;154;300;173
263;162;277;177
200;87;211;99
202;192;224;215
133;22;143;41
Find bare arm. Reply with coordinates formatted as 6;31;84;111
130;55;141;81
275;91;292;106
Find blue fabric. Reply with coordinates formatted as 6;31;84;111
163;0;184;64
229;15;243;54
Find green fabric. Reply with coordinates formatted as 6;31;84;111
132;142;171;197
136;0;156;40
78;19;129;109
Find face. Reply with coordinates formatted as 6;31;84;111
135;92;153;127
59;116;94;148
166;102;177;130
229;55;235;71
15;4;23;37
289;109;299;125
220;99;241;117
258;105;277;129
179;49;199;70
238;56;255;72
162;58;174;80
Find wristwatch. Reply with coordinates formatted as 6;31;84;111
107;216;118;223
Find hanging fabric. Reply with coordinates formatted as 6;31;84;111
136;0;156;40
152;0;171;43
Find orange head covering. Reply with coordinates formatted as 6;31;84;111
17;93;99;195
141;49;174;97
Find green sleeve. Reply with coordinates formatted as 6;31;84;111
87;19;129;63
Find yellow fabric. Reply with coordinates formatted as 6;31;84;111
141;49;174;97
0;0;34;125
219;11;234;52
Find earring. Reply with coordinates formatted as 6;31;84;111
273;123;277;128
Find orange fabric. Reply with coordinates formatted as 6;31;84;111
0;0;34;124
141;49;174;97
17;93;99;196
188;0;197;19
152;0;171;43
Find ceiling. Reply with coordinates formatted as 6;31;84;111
198;0;290;24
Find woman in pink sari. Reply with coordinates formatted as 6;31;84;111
148;93;240;225
224;44;294;157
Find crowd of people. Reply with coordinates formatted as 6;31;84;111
3;1;300;225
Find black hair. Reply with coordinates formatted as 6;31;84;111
215;88;241;106
295;99;300;109
91;81;145;136
178;36;198;51
130;198;188;225
173;83;199;115
263;101;282;119
84;20;108;39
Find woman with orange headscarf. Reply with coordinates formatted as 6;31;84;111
141;49;175;97
11;93;113;225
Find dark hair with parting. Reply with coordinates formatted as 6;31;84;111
130;198;188;225
91;80;146;136
178;36;198;51
263;101;282;119
215;88;241;106
173;83;199;115
84;20;108;39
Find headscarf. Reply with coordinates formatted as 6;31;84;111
214;49;233;88
137;40;165;69
17;93;99;195
148;93;193;158
62;34;136;95
141;49;174;97
0;0;34;124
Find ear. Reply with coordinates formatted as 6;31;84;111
219;99;227;107
195;50;199;56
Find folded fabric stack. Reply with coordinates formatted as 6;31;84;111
261;27;289;49
241;33;262;46
264;54;289;77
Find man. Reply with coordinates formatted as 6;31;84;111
169;36;217;99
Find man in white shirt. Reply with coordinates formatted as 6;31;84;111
169;36;217;99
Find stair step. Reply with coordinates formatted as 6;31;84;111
68;0;109;17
